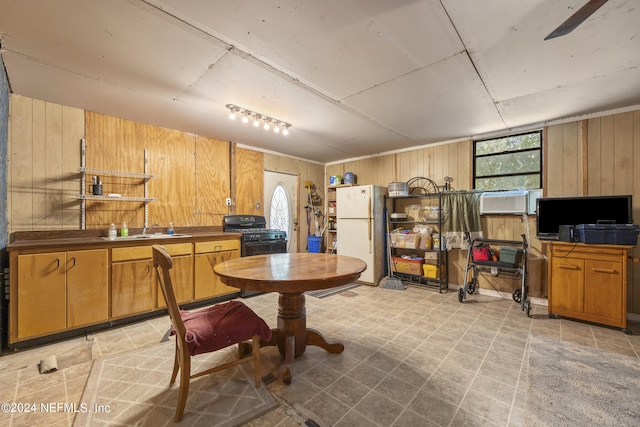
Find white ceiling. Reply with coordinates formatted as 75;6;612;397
1;0;639;163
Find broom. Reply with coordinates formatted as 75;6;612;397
379;207;405;290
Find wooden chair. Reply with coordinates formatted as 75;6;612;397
152;245;272;422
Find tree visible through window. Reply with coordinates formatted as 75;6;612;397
474;131;542;191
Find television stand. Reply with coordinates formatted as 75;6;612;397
547;242;632;334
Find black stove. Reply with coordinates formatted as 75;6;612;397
223;215;288;297
223;215;287;242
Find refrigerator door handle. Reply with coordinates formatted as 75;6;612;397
368;202;372;253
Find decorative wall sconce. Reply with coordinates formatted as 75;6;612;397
226;104;291;135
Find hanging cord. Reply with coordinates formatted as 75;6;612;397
521;213;531;257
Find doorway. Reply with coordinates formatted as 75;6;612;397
264;170;298;253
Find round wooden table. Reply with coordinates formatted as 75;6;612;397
214;253;366;384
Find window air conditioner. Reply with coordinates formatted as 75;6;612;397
480;190;529;215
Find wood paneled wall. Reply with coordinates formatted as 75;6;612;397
327;140;472;190
7;95;84;233
84;111;231;230
547;111;640;314
327;110;640;314
6;96;324;247
7;93;640;313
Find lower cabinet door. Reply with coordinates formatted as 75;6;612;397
67;249;109;328
550;257;585;315
157;255;194;308
111;260;155;318
194;250;239;299
17;252;67;339
584;260;623;325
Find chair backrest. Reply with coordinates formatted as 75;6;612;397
152;245;187;341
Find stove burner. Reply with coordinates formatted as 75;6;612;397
223;215;287;242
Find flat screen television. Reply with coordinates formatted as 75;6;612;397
536;195;633;240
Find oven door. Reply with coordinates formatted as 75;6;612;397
240;240;287;297
242;240;287;257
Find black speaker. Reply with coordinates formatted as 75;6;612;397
558;225;575;242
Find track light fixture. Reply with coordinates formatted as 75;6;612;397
226;104;291;136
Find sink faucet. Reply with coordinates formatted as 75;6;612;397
142;223;159;235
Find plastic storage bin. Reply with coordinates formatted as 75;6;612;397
390;232;421;249
308;236;322;253
576;224;640;245
500;247;523;265
423;264;439;278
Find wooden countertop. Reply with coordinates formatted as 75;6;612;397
7;228;241;251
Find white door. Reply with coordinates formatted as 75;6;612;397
264;170;297;253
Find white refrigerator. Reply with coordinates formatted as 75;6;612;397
336;185;387;285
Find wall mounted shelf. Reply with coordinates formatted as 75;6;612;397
77;139;157;229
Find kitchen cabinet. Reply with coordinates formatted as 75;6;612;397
16;249;108;340
194;240;240;299
8;232;242;345
234;147;263;215
111;246;156;318
17;252;67;339
548;242;630;332
156;243;194;308
67;249;109;327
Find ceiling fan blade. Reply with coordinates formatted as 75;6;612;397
544;0;609;40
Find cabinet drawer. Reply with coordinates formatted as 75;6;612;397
195;240;239;254
551;247;625;263
163;243;193;256
112;246;153;262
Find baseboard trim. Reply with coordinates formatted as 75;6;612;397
446;284;640;321
447;283;548;307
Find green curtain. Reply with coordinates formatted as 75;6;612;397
442;191;483;249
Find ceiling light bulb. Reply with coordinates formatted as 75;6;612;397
263;120;271;130
253;116;260;127
282;127;289;136
241;115;249;124
274;125;280;133
229;111;236;120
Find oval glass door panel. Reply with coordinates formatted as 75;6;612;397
270;183;290;236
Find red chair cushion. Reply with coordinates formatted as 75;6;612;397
178;301;272;356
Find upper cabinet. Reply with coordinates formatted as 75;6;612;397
233;146;264;215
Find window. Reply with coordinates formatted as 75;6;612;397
473;130;542;191
269;183;290;233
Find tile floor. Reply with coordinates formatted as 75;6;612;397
1;285;639;426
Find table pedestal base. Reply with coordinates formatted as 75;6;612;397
261;292;344;384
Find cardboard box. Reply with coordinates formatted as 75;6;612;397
424;251;439;260
392;256;424;275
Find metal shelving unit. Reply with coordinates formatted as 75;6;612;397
77;139;157;229
389;192;449;292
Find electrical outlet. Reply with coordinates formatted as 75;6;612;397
225;198;232;206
